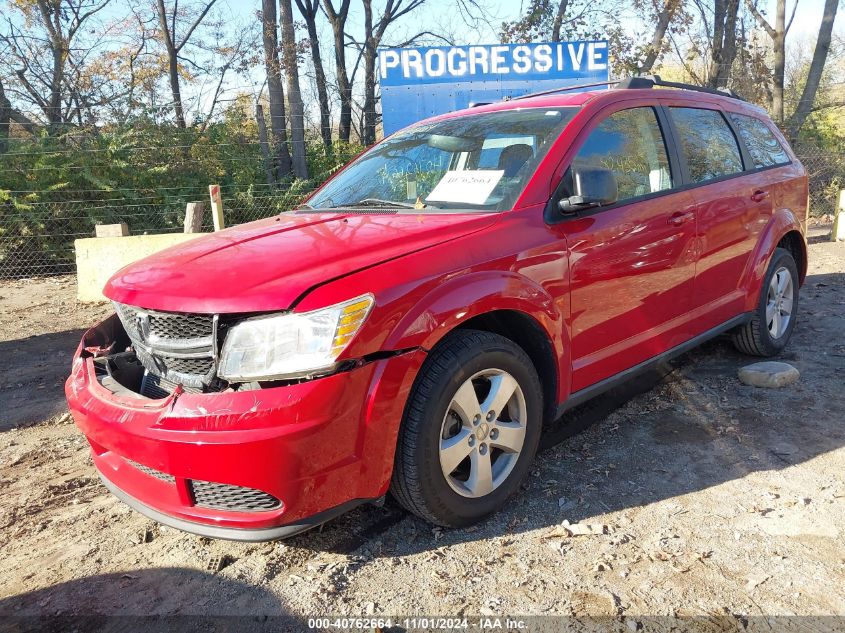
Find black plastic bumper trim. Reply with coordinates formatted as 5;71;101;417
97;472;370;542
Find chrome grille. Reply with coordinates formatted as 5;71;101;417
114;302;217;391
189;480;282;512
127;459;175;483
148;312;213;339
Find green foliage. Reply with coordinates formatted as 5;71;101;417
306;140;365;183
0;110;361;277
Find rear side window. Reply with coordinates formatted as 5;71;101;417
670;107;744;183
729;113;790;168
571;107;672;203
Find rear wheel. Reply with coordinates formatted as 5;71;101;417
390;330;542;527
732;247;799;356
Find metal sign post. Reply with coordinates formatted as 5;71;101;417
378;41;610;136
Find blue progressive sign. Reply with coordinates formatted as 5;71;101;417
379;41;609;135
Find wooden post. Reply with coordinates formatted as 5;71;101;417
256;104;276;186
184;201;205;233
208;185;225;231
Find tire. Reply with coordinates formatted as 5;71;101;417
390;329;543;527
732;247;799;357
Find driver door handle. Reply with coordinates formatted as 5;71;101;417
751;189;770;202
668;211;695;226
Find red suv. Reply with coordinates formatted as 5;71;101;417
66;77;808;541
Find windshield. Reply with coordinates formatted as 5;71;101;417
306;107;577;212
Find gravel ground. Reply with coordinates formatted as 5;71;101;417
0;227;843;631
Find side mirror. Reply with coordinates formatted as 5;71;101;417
558;166;618;214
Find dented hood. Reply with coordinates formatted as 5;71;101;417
104;211;497;313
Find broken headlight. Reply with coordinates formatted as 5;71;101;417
217;294;374;382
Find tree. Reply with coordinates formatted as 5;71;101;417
323;0;354;142
639;0;685;73
294;0;333;149
746;0;799;123
786;0;840;138
0;77;11;153
609;0;686;75
0;0;114;132
500;0;602;43
551;0;570;41
260;0;293;180
360;0;428;146
154;0;219;128
500;0;553;43
279;0;309;178
706;0;741;88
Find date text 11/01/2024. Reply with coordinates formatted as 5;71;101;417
307;617;528;630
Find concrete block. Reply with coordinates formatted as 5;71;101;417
833;212;845;242
834;190;845;242
95;223;129;238
75;233;202;302
738;361;800;388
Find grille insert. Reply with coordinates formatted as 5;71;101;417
127;459;175;483
148;312;213;339
114;302;218;391
115;303;213;341
189;480;282;512
164;356;215;375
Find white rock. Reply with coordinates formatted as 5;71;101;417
738;362;800;388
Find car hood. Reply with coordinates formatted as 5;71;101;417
104;211;497;313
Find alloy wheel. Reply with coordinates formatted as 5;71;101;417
766;266;794;339
439;369;527;498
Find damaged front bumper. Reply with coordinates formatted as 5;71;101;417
65;316;426;541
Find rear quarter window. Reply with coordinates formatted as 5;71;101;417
669;107;744;183
729;113;791;168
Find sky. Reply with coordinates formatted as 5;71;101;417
222;0;841;44
9;0;839;123
205;0;843;124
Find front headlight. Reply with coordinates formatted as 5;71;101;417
218;294;374;381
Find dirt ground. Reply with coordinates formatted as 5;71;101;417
1;227;843;630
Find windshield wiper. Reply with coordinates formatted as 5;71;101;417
348;198;417;208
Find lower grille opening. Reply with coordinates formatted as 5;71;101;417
139;371;205;399
189;480;282;512
127;459;176;483
140;372;172;399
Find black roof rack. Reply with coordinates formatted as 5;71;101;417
618;74;744;100
511;79;620;100
511;74;744;102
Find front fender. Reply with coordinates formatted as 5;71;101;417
382;270;562;352
741;206;806;312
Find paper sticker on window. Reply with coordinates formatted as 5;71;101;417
426;170;504;205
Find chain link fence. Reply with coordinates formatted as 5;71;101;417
0;182;320;278
0;147;842;280
800;147;845;222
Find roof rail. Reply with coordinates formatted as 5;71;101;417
509;74;744;102
511;79;620;100
617;74;744;101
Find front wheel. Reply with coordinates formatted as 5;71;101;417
390;330;542;527
732;246;799;356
